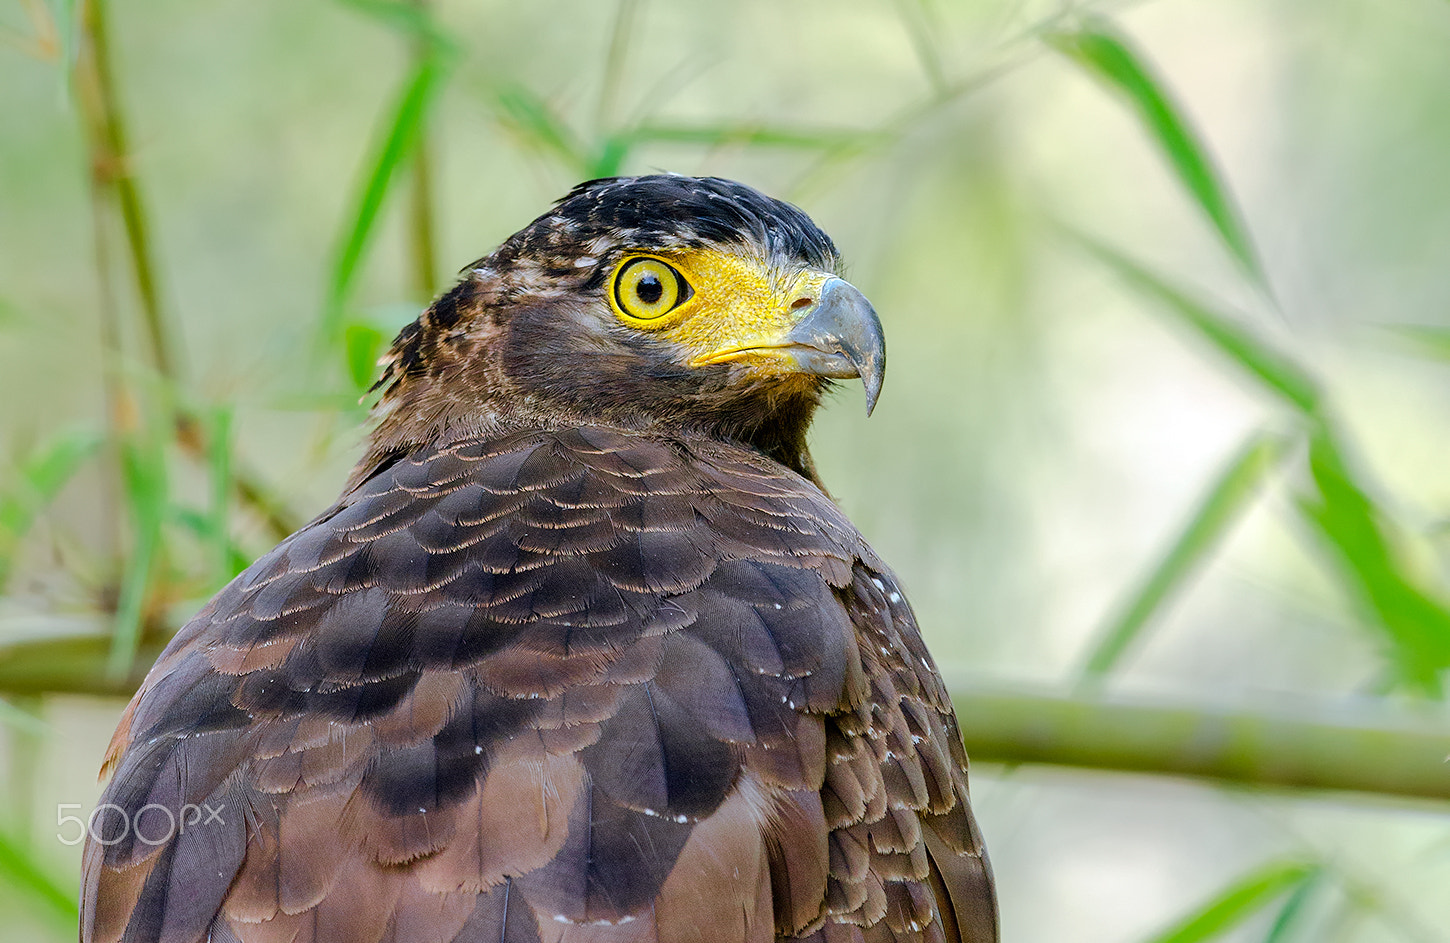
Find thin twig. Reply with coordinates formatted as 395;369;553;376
3;0;61;60
595;0;641;137
785;2;1079;202
88;183;126;572
407;0;439;300
892;0;950;98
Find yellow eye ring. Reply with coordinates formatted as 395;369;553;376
612;257;693;321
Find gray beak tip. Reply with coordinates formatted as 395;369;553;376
784;277;887;417
863;374;883;417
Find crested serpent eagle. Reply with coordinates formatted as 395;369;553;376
81;175;998;943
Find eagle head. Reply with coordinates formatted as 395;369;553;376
363;175;885;483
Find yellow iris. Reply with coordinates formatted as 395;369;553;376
612;257;691;320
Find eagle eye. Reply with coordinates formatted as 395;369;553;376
613;257;692;320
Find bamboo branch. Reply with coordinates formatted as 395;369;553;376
4;638;1446;804
0;636;162;699
949;682;1450;802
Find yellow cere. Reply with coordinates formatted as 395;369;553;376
607;247;835;373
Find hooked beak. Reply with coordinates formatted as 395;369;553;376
691;276;888;415
780;278;887;415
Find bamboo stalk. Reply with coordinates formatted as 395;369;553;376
950;683;1450;802
75;0;176;382
0;636;161;698
5;638;1446;804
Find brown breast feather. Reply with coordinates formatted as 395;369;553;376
80;427;997;943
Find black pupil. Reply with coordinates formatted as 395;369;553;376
635;271;664;305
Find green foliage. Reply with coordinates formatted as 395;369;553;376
1260;868;1324;943
0;429;102;591
0;828;77;928
492;83;592;174
1078;430;1290;684
107;424;167;679
1049;18;1267;290
1075;236;1450;695
1142;860;1319;943
1389;324;1450;362
321;1;458;347
1298;426;1450;694
1073;237;1319;414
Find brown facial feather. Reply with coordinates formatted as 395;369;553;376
83;176;996;943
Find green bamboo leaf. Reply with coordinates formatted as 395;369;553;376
588;134;630;178
1143;859;1318;943
1079;431;1290;684
1076;235;1320;415
1297;425;1450;695
204;406;234;582
319;50;454;345
0;428;103;590
892;0;948;96
1261;866;1324;943
492;84;590;175
0;697;46;735
335;0;457;49
1387;324;1450;362
108;432;168;679
1048;18;1267;289
1080;238;1450;693
171;506;250;580
0;828;79;924
344;321;388;392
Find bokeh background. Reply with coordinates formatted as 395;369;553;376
3;0;1450;940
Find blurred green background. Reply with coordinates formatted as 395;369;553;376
3;0;1450;940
